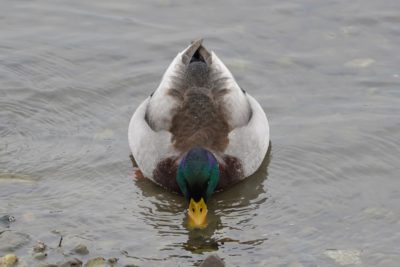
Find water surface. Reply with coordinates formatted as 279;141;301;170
1;0;400;266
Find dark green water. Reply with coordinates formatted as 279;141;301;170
1;0;399;266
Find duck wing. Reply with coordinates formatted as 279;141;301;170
146;39;252;132
225;93;270;178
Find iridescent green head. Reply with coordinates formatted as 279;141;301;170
176;147;219;227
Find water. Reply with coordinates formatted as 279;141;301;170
1;0;400;266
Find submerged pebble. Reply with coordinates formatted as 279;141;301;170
324;249;362;265
107;258;118;266
199;254;225;267
94;129;114;141
73;244;89;255
0;215;15;226
84;257;106;267
60;258;82;267
344;58;375;68
35;264;58;267
0;254;18;267
33;241;47;253
33;252;47;260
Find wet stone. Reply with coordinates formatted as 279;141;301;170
0;254;18;267
84;257;106;267
324;249;362;265
73;244;89;255
33;252;47;260
0;231;30;252
94;129;114;141
199;254;225;267
344;58;375;68
107;258;118;265
35;264;58;267
60;258;83;267
0;215;15;228
33;241;47;253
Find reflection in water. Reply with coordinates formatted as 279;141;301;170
182;200;227;254
183;214;222;253
133;143;272;254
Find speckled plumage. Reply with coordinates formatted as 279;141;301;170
128;39;269;192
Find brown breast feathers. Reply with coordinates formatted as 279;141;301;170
169;87;230;153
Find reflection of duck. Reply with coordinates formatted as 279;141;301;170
132;146;271;254
184;146;271;253
129;39;270;227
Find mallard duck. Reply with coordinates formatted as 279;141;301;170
128;39;269;227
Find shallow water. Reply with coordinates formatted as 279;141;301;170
1;0;400;266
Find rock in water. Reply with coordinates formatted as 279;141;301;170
84;257;106;267
0;215;15;228
344;58;374;68
199;254;225;267
73;244;89;255
60;258;83;267
324;249;362;265
107;258;118;266
33;252;47;260
33;241;47;253
0;254;18;267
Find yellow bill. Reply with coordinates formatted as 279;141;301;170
187;198;208;229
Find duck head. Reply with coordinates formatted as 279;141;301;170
176;147;219;228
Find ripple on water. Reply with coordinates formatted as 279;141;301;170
0;231;31;253
0;82;121;176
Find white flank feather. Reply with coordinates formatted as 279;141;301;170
128;97;176;179
146;43;193;131
225;94;270;177
210;51;252;129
